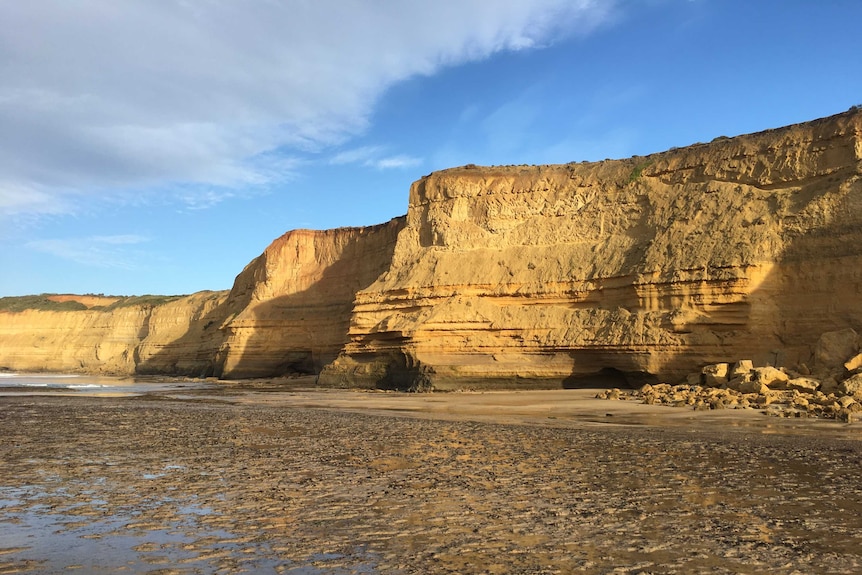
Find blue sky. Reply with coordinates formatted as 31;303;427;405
1;0;860;296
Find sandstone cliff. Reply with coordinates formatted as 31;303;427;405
0;219;404;378
0;292;227;375
319;109;862;389
207;218;404;378
1;109;861;388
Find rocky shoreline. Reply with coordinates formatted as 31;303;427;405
599;328;862;422
2;392;862;574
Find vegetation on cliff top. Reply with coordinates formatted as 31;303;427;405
94;295;185;310
0;296;88;312
0;294;185;312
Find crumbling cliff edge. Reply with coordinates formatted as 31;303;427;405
2;109;861;390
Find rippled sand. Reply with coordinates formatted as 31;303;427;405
2;387;862;574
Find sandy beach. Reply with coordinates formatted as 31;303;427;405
2;385;862;574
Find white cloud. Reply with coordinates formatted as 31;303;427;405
329;146;386;166
0;1;616;217
329;146;422;170
26;235;150;269
87;235;149;246
373;155;423;170
0;185;71;216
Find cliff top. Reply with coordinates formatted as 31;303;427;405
0;293;225;313
432;106;862;176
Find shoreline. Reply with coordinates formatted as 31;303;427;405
2;392;862;573
4;368;861;428
4;374;861;438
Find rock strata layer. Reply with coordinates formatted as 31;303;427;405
321;109;862;389
0;219;404;378
0;292;227;375
599;330;862;421
1;109;861;388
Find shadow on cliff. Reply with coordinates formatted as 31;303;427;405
136;221;403;380
216;271;361;379
639;177;862;383
557;142;862;387
133;297;230;378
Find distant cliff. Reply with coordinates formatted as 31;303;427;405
0;219;403;378
0;293;227;375
2;109;861;388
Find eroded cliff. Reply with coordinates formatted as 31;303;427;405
2;109;861;388
319;109;862;388
207;218;405;378
0;292;227;375
0;219;404;378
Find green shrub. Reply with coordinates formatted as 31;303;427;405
0;294;186;313
627;160;653;184
0;295;87;312
96;295;185;311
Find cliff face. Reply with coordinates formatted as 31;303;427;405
208;218;405;378
2;110;861;388
0;220;405;378
319;109;862;388
0;292;227;375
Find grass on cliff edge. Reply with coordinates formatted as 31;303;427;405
626;159;653;184
94;295;185;310
0;295;88;312
0;294;185;312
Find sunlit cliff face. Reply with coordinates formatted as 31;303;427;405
2;110;861;388
324;110;862;388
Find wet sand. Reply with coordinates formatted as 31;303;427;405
2;387;862;574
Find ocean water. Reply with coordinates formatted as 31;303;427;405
0;372;217;396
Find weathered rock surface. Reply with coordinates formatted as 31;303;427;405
1;109;862;389
321;109;862;389
0;220;403;378
208;219;404;378
0;292;227;375
604;343;862;420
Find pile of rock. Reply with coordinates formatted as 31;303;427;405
598;328;862;422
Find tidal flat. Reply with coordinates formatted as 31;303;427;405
2;387;862;574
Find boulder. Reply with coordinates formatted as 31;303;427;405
753;366;790;388
702;363;730;387
816;329;859;370
838;409;856;423
844;353;862;372
786;377;820;394
791;395;810;410
839;374;862;399
738;380;769;395
726;377;744;392
812;391;833;406
731;360;754;379
755;391;781;405
838;395;857;409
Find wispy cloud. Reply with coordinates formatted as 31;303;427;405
0;1;616;218
329;146;422;170
329;146;386;166
0;185;73;217
26;235;150;270
373;155;423;170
